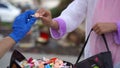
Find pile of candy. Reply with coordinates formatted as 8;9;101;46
16;57;72;68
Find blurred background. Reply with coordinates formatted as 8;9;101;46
0;0;85;67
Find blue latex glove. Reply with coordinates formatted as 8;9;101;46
9;10;37;43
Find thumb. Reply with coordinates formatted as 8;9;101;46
27;17;37;28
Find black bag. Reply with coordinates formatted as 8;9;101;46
74;29;113;68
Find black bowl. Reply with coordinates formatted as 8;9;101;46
7;50;73;68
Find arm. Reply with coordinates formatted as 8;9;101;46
57;0;88;32
35;0;88;39
0;36;15;58
0;10;37;59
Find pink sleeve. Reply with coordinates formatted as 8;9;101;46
50;18;66;39
114;22;120;44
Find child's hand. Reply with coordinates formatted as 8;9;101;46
34;8;59;30
34;8;53;27
93;23;117;35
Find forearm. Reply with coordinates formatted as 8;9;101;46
0;36;15;59
0;10;37;59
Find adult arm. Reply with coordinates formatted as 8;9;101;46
0;36;15;59
0;10;37;59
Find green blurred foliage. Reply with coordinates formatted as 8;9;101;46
51;0;73;18
0;22;12;29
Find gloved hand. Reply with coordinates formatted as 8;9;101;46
9;10;37;43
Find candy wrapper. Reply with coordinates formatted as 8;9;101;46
7;50;73;68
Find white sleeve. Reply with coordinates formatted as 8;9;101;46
58;0;88;32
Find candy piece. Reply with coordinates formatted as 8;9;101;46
42;57;50;63
53;61;60;68
55;59;64;67
24;64;31;68
50;63;54;68
49;57;57;63
28;57;33;63
20;60;28;67
32;59;39;66
50;57;57;61
45;64;51;68
18;57;70;68
39;62;44;68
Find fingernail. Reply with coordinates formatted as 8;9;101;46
35;13;39;17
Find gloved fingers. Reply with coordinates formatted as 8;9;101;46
13;12;28;24
14;10;36;24
27;17;37;28
24;10;36;19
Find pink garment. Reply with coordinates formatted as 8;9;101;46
92;0;120;65
50;0;120;67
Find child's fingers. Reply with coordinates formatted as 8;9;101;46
35;8;48;18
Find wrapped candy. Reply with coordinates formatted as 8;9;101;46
8;50;73;68
17;57;71;68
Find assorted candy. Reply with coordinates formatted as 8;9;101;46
16;57;72;68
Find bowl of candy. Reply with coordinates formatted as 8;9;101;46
7;50;73;68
